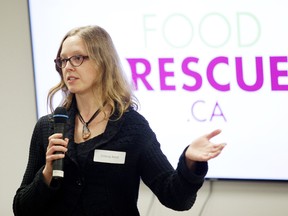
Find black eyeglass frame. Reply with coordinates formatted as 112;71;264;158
54;55;89;68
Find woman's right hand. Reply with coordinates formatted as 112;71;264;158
42;133;69;185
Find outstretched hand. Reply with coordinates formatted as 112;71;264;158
185;129;226;168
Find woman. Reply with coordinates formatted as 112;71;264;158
13;25;226;216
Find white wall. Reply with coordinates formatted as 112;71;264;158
0;0;287;216
0;0;37;215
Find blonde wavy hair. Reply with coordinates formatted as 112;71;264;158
47;25;138;118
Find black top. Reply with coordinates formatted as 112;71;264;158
13;100;208;216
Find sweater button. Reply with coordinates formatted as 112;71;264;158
76;180;82;186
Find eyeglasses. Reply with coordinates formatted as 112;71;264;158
54;55;89;68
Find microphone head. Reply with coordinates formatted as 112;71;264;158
53;107;68;123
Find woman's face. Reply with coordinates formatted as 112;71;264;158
60;35;98;96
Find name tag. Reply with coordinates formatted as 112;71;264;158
93;150;126;164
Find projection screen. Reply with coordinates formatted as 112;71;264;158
28;0;288;181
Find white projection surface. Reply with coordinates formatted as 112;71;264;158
28;0;288;181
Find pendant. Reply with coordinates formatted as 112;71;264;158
82;124;91;139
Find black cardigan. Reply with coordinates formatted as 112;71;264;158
13;102;208;216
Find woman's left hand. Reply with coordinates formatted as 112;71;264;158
185;129;226;168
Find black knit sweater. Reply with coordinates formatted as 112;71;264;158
13;102;208;216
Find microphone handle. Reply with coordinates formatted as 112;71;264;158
52;154;64;179
52;123;66;179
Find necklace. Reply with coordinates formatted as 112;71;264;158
77;108;101;140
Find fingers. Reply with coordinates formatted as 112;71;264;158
205;143;227;160
206;129;222;140
187;129;226;162
43;134;68;185
46;133;69;163
48;133;68;149
211;142;226;151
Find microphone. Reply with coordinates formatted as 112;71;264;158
52;107;68;179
